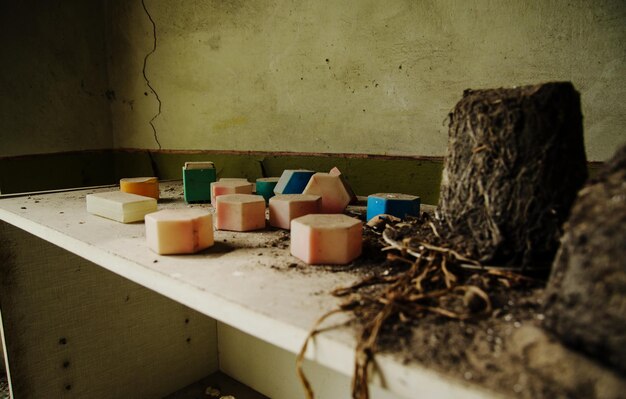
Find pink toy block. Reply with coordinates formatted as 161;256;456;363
145;209;214;254
215;194;266;232
268;194;321;230
290;214;362;265
329;167;357;204
301;173;351;213
210;181;254;204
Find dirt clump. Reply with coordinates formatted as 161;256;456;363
439;82;587;269
543;143;626;374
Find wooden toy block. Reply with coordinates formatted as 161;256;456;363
86;191;157;223
268;194;321;229
120;177;160;199
183;162;216;203
273;170;315;195
210;181;254;204
215;194;266;232
329;167;358;204
290;214;362;265
366;193;421;221
302;173;351;213
256;177;280;202
145;209;214;254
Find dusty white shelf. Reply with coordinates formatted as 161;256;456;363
0;181;501;399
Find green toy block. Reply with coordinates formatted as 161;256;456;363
256;177;279;202
183;162;216;203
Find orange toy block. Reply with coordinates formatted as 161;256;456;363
120;177;159;199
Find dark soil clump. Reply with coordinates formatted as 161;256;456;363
543;144;626;374
439;82;587;269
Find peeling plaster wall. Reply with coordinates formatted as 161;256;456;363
107;0;625;161
0;0;113;158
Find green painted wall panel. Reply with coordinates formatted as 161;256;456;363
0;151;443;204
261;156;442;205
1;151;604;204
112;152;442;204
0;152;115;194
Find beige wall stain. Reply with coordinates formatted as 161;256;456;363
213;116;249;131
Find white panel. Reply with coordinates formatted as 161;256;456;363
218;322;403;399
0;222;218;398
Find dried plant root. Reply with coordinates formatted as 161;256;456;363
298;212;542;398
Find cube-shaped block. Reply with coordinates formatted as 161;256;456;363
216;194;266;232
145;209;214;254
256;177;280;202
366;193;421;221
291;214;362;265
86;191;157;223
329;167;357;204
183;162;216;203
269;194;321;229
210;181;254;204
274;170;315;195
302;173;351;213
120;177;160;199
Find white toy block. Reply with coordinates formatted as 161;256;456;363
86;191;157;223
145;209;214;254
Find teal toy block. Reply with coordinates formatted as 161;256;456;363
183;162;216;203
366;193;420;221
274;170;315;195
256;177;279;202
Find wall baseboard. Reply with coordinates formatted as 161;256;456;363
0;149;603;205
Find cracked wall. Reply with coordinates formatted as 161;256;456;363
106;0;626;161
1;1;624;161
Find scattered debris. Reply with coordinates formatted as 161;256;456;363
204;386;220;397
365;214;401;230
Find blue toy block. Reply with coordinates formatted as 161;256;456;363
274;170;315;195
366;193;421;221
256;177;279;202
